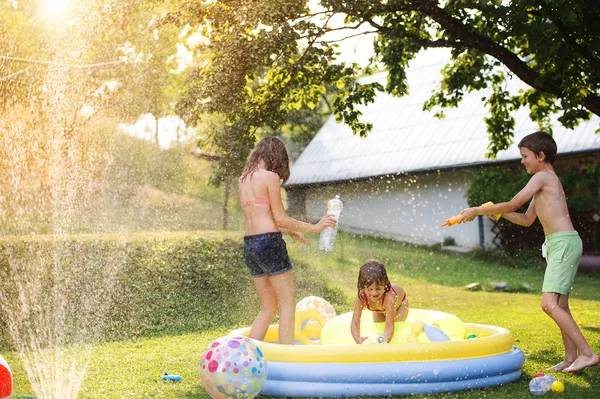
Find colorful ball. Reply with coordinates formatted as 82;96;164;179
199;336;268;399
296;296;337;321
552;380;565;393
529;375;557;396
0;354;12;399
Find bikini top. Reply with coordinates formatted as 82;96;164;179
361;287;407;313
241;196;270;208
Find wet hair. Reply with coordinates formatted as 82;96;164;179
357;260;391;299
518;131;557;164
241;136;290;183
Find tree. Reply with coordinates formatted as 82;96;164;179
174;0;600;159
0;0;191;234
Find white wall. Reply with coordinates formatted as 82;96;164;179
303;169;496;249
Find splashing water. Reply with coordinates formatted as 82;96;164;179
0;2;140;398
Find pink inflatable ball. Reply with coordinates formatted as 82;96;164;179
199;336;268;399
0;355;11;399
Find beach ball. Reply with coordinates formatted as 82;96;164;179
0;354;12;399
529;375;557;396
199;336;268;399
296;296;337;321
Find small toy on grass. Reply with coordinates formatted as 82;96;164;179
162;373;182;382
529;374;557;395
440;201;500;227
551;381;565;393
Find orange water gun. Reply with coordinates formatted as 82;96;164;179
440;201;501;227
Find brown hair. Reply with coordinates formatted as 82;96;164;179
240;136;290;183
518;131;557;164
357;260;391;299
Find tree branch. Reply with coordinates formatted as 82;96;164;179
413;0;600;116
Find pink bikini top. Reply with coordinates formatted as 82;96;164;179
362;287;407;313
242;196;270;208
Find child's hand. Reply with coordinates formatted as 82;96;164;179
358;336;368;344
317;214;337;231
487;214;500;221
290;231;309;245
459;207;478;223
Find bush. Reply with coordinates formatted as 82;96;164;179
468;160;600;253
0;231;345;350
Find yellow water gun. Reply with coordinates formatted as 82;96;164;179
440;201;501;227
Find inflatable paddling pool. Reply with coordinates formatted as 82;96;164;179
229;309;525;397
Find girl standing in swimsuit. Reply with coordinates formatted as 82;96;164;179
350;259;409;344
239;136;336;345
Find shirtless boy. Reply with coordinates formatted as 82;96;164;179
460;131;599;373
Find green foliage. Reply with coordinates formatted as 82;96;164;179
561;160;600;212
467;165;530;208
467;160;600;213
0;231;345;350
168;0;600;167
0;117;240;235
442;236;457;246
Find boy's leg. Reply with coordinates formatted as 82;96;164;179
541;292;599;373
547;294;577;371
269;270;295;345
249;276;278;341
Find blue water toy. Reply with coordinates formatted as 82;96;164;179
162;373;182;382
423;324;451;342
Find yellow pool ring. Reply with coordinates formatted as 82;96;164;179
320;309;465;344
228;309;516;363
294;307;328;345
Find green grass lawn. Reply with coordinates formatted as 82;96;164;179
4;232;600;399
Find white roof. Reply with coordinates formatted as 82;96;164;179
287;51;600;186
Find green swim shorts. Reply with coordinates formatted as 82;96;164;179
542;231;582;295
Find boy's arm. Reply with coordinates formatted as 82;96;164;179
460;173;544;222
500;198;538;226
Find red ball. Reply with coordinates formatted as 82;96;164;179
0;355;12;399
534;372;545;378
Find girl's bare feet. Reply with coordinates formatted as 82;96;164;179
548;360;574;372
563;353;600;373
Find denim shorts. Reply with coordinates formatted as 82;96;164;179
243;232;293;277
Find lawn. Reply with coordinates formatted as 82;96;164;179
4;232;600;399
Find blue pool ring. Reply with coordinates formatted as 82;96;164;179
261;347;524;397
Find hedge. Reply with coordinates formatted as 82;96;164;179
0;231;345;350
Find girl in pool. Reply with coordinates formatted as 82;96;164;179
350;259;409;344
239;136;336;345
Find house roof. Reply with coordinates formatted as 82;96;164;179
287;51;600;187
